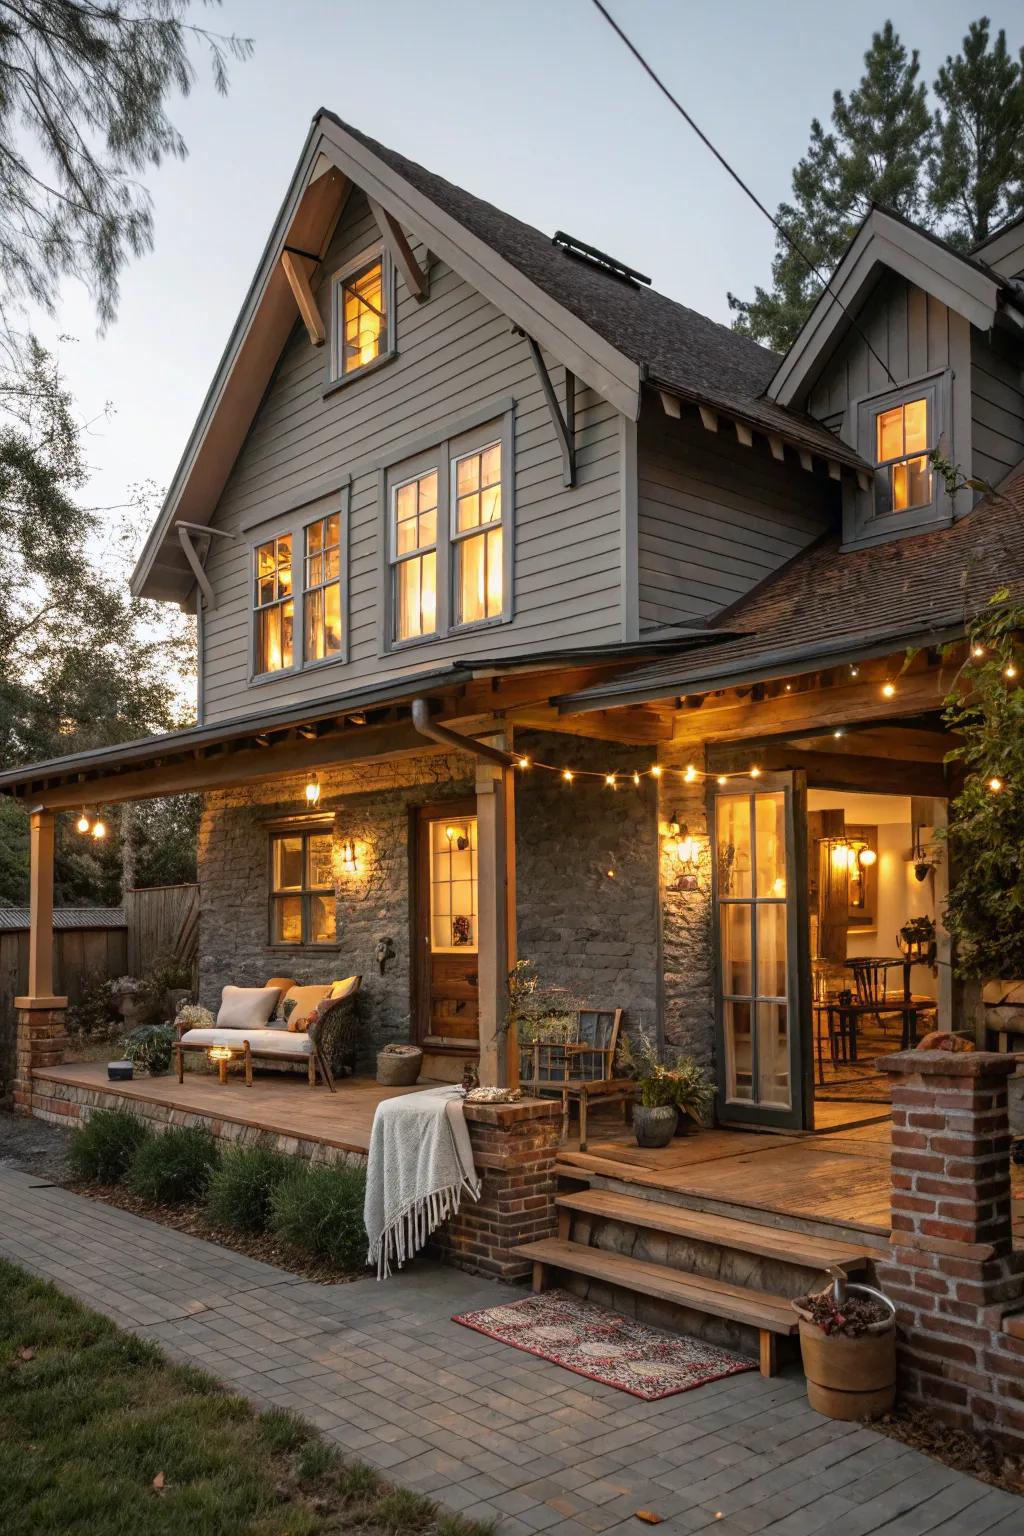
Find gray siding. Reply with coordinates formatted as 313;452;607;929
201;188;623;724
636;414;831;630
971;329;1024;488
807;272;953;419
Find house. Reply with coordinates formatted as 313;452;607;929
4;108;1023;1439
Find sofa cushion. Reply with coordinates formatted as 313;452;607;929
281;983;331;1032
264;976;297;1017
180;1027;312;1056
329;975;361;1001
216;985;279;1031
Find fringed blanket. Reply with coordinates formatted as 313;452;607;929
364;1084;481;1278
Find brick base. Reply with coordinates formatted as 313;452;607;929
14;1004;68;1115
433;1098;560;1280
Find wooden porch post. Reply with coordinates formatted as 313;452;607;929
475;734;517;1087
14;807;68;1112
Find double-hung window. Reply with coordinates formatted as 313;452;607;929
391;470;438;642
270;827;335;946
452;441;503;626
873;395;933;515
304;513;342;662
254;534;293;674
331;249;393;383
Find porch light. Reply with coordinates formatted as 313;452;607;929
340;838;358;871
305;773;321;806
91;819;107;839
673;827;698;869
76;812;90;834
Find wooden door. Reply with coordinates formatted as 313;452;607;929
711;771;812;1132
413;801;480;1052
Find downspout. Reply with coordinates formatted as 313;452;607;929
410;697;517;767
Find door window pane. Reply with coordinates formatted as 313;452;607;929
716;795;752;898
721;904;752;996
754;792;786;897
429;817;478;951
756;904;788;997
724;1000;753;1102
757;1003;790;1106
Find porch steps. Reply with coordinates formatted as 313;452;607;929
513;1191;875;1377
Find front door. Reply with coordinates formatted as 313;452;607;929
413;801;480;1055
711;771;811;1131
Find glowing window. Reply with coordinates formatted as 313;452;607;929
338;257;387;377
304;514;342;662
874;397;933;514
453;441;503;625
391;470;438;641
270;829;335;946
254;535;293;674
430;818;478;952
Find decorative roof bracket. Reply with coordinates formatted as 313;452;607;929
176;522;233;611
518;329;576;486
368;197;429;302
281;248;326;346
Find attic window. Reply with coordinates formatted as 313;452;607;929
332;250;391;380
873;396;933;515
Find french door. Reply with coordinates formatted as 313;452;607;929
711;771;811;1131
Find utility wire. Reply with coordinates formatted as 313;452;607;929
589;0;897;387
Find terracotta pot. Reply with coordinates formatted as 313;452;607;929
376;1047;423;1087
633;1104;677;1148
797;1319;896;1421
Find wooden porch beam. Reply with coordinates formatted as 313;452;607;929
507;704;672;744
15;809;65;1008
711;744;949;798
280;250;326;347
367;197;429;301
475;729;517;1087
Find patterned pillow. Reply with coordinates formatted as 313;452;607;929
281;983;331;1033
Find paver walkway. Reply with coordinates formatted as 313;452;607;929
0;1167;1020;1536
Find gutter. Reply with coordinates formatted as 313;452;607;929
411;698;517;769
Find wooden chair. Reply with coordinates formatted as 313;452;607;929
555;1008;633;1151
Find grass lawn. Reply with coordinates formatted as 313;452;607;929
0;1260;490;1535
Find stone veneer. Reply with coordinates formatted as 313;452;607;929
657;744;715;1067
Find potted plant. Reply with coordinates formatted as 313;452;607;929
120;1023;176;1077
793;1277;896;1420
619;1029;714;1147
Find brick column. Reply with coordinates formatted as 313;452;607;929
433;1098;560;1280
878;1049;1024;1453
13;1003;68;1114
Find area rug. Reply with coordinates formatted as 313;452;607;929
452;1288;756;1400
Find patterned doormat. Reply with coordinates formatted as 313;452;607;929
452;1289;757;1400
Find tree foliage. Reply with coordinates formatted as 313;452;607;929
942;593;1024;981
0;0;251;328
731;16;1024;350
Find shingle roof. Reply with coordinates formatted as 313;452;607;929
326;114;866;467
560;465;1024;709
0;907;126;932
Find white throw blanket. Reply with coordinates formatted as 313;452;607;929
364;1085;481;1278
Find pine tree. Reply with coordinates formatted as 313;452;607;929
730;22;933;351
928;18;1024;249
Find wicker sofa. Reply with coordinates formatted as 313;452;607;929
175;976;362;1091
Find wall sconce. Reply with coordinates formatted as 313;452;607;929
857;846;877;868
445;823;469;851
667;819;701;891
304;772;321;807
340;838;357;873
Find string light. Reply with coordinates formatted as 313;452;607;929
91;819;107;840
882;682;896;698
833;729;844;738
1005;664;1018;680
972;644;985;659
717;775;727;786
749;766;762;779
76;812;90;834
605;773;617;789
562;769;574;784
849;665;859;678
499;756;765;790
684;764;698;783
650;764;662;778
632;771;641;787
989;776;1004;793
517;756;530;769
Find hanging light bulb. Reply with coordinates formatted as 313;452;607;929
971;644;985;659
849;665;859;678
684;764;698;783
717;775;727;787
989;776;1004;793
858;846;878;868
76;812;90;834
650;764;662;778
632;771;641;787
305;773;321;806
882;682;896;698
1004;663;1018;680
91;819;107;840
750;766;762;779
605;773;617;789
833;729;844;739
562;769;574;784
517;756;530;769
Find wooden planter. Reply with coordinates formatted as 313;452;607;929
796;1318;896;1420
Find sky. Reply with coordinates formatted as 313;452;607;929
29;0;1024;544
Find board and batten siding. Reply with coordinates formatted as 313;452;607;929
636;414;830;630
199;188;624;723
970;328;1024;488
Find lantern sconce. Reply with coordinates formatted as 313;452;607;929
339;838;358;874
666;814;701;891
305;772;321;807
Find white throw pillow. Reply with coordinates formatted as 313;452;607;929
216;985;279;1031
280;983;332;1032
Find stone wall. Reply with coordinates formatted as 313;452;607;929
515;732;661;1036
198;749;473;1061
657;744;716;1069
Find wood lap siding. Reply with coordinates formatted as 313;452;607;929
636;416;829;630
807;274;953;419
970;329;1024;488
200;189;622;722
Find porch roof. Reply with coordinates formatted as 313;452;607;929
558;462;1024;713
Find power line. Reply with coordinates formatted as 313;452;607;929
588;0;897;387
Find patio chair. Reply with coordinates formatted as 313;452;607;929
524;1008;631;1151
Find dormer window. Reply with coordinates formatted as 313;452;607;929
874;396;933;515
331;248;393;382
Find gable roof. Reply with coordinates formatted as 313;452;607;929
558;462;1024;713
131;110;864;603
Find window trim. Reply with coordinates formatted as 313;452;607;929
326;242;395;390
378;408;515;654
268;825;337;949
848;371;952;547
247;485;350;686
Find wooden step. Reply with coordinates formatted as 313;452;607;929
512;1236;798;1376
554;1163;593;1183
557;1189;872;1274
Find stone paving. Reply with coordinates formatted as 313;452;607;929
0;1166;1020;1536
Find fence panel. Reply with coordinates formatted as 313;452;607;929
124;884;200;979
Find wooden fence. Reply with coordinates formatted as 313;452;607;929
124;884;200;977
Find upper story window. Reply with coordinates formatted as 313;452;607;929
874;396;932;515
453;441;503;626
254;534;293;674
392;470;438;642
270;827;335;946
331;249;393;383
304;514;342;662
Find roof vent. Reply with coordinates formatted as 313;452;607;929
552;231;651;288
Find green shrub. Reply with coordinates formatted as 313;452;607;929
120;1022;175;1075
127;1125;220;1205
204;1144;295;1233
67;1109;153;1184
269;1161;368;1271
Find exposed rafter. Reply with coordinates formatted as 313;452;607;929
280;249;326;346
367;197;429;301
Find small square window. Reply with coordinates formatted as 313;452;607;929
334;255;389;379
